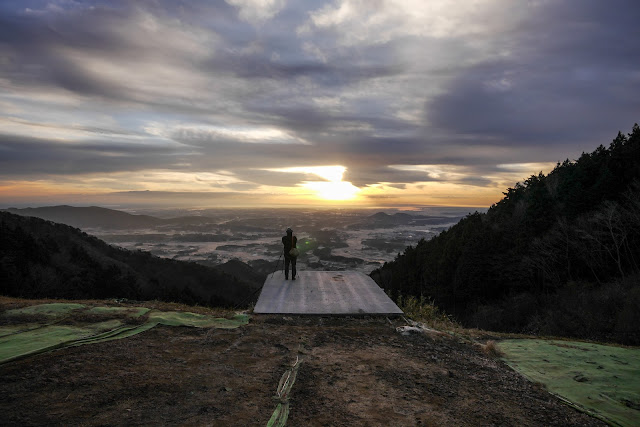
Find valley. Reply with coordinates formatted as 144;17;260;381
6;206;471;275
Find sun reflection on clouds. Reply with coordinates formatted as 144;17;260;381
301;180;360;201
270;165;346;182
262;165;361;201
144;122;308;145
496;162;557;173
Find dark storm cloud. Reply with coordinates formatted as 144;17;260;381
0;1;399;108
212;53;402;84
427;0;640;148
248;103;418;136
0;2;250;107
0;5;134;97
0;133;184;175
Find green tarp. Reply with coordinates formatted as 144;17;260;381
498;339;640;426
0;303;249;365
5;302;86;317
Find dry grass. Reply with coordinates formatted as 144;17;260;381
397;295;458;327
471;340;505;358
481;340;505;358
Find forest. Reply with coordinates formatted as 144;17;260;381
371;124;640;345
0;212;259;307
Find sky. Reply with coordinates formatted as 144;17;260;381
0;0;639;209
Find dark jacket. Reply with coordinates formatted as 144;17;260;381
282;234;297;256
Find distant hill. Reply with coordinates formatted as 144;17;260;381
0;212;260;307
215;259;266;288
3;206;163;229
1;205;223;230
371;124;640;345
347;211;461;230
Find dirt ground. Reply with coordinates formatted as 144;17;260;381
0;309;604;426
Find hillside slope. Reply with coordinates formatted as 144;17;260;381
0;212;259;306
372;124;640;345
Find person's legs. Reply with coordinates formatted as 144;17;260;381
292;257;297;280
284;255;290;279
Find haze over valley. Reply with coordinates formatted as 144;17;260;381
4;205;472;275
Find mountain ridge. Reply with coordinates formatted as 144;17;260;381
3;205;164;229
0;211;259;307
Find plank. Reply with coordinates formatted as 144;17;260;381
253;271;403;315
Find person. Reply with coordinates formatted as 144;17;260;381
282;227;298;280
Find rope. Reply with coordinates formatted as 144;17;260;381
267;355;303;427
271;249;284;279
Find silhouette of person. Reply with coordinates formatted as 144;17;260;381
282;227;298;280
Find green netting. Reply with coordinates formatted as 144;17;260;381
0;304;249;365
0;325;95;362
0;303;89;340
148;311;249;328
0;317;144;364
0;325;37;338
4;303;86;317
498;339;640;427
86;306;150;317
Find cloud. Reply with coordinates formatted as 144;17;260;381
299;0;514;45
226;0;287;24
426;0;640;146
230;169;311;187
264;166;347;182
0;133;185;176
147;122;310;146
1;0;638;207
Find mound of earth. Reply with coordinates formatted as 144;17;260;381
0;300;603;426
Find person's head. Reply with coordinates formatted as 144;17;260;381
286;227;293;235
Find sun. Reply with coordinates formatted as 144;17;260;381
302;180;360;201
263;165;361;201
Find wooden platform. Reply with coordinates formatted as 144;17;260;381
253;271;403;315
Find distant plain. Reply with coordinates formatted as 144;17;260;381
84;207;475;275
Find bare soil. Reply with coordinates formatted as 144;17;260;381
0;308;604;426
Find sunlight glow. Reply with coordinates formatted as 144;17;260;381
301;180;360;201
264;165;361;201
270;165;347;182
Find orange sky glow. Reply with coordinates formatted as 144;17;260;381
0;162;555;209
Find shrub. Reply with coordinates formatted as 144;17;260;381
397;295;458;329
